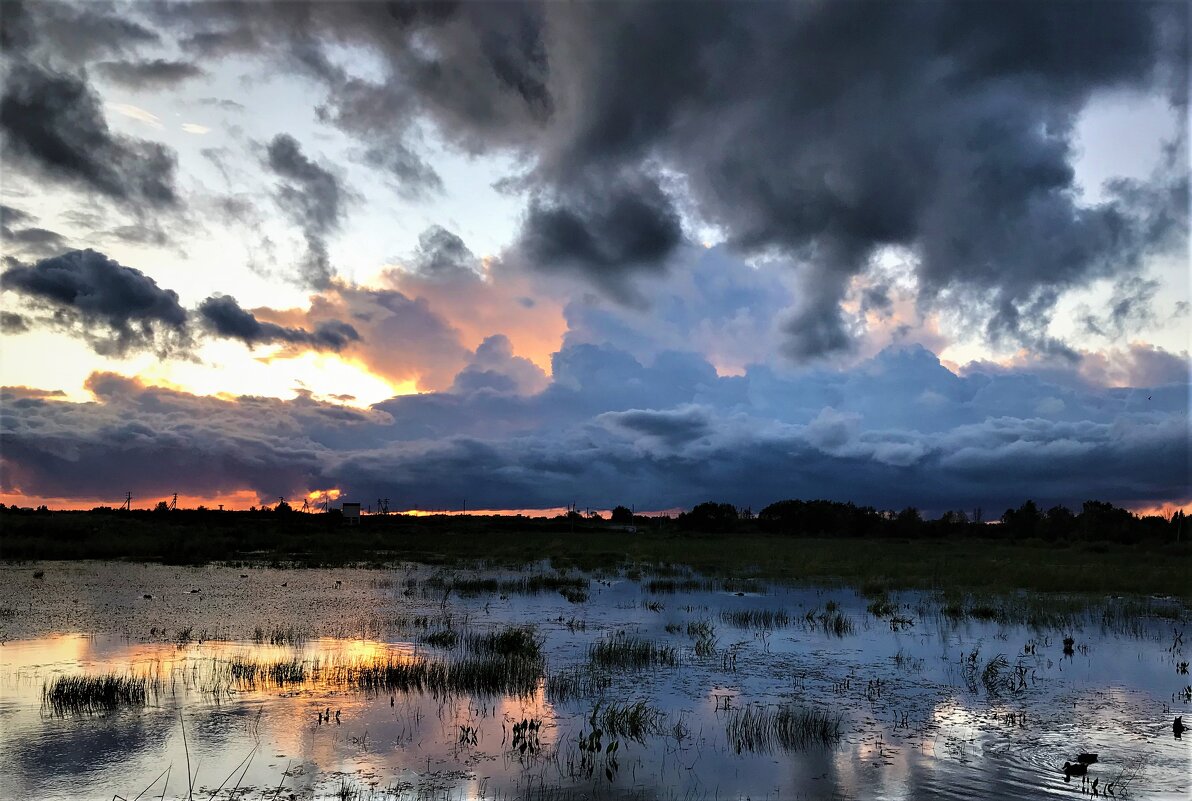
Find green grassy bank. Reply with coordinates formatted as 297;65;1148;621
2;509;1188;598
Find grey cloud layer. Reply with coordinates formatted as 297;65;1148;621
3;342;1186;512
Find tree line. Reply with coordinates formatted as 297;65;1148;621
662;499;1186;543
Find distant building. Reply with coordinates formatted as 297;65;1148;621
342;502;361;525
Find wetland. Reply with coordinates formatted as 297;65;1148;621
1;559;1189;799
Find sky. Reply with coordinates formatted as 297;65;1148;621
0;0;1188;516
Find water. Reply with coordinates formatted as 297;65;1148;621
0;562;1188;799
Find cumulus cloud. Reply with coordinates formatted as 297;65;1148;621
1;249;188;356
408;225;482;282
2;342;1186;512
0;63;178;208
451;334;549;395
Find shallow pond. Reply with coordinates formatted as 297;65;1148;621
0;562;1188;799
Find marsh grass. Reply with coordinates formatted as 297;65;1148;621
725;704;842;753
462;625;543;659
687;619;718;657
865;597;898;617
226;655;309;687
43;674;152;715
253;626;309;646
588;633;677;670
720;609;792;629
645;577;764;595
427;573;588;598
423;629;460;649
806;609;854;637
342;653;543;697
929;592;1184;631
592;700;668;741
545;667;611;704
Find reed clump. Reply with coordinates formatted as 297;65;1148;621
724;704;842;753
545;667;611;704
423;628;460;649
593;700;668;741
428;573;588;597
43;674;152;715
720;609;792;629
462;625;543;659
588;633;677;670
340;653;542;697
253;625;309;646
226;656;308;687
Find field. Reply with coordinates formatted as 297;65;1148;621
3;508;1190;598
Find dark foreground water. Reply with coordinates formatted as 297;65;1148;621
0;562;1188;800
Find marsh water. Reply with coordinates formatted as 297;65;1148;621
0;562;1188;800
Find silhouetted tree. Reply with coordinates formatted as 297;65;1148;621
678;502;740;531
610;505;634;525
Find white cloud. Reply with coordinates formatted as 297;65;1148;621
105;103;163;129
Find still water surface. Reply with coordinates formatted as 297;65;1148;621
0;562;1188;799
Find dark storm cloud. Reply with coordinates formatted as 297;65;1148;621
197;294;360;352
264;134;343;289
517;173;682;301
153;0;1185;358
2;342;1187;512
94;59;205;89
0;249;188;356
0;63;178;208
